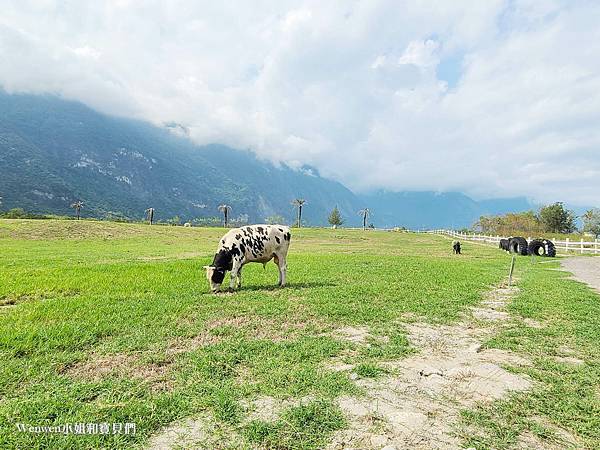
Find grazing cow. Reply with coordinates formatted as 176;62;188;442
203;225;291;293
499;238;510;252
184;222;192;227
452;240;461;254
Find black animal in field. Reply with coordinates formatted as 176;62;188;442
452;240;461;254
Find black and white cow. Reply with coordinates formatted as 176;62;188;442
203;225;291;293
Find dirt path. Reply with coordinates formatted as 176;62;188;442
326;283;534;449
561;257;600;292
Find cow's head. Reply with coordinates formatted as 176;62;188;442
203;265;226;293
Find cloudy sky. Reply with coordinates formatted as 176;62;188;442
1;0;599;205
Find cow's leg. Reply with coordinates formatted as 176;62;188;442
273;255;279;285
229;260;242;291
274;254;287;287
236;266;243;289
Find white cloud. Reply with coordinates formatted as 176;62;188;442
0;0;598;206
398;39;440;68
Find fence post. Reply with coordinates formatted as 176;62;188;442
581;239;584;254
508;255;516;286
565;238;569;253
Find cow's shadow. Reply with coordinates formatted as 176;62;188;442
235;281;336;292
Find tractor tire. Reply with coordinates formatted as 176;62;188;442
509;237;528;256
546;240;557;257
528;239;556;257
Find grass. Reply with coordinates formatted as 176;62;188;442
0;219;597;448
354;362;386;379
460;259;600;448
244;400;346;449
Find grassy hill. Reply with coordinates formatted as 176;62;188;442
1;220;599;448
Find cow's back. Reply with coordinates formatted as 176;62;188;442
219;224;290;263
266;225;291;254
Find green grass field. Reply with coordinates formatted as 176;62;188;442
0;220;598;449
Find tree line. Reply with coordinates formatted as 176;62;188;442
0;193;377;230
474;202;600;237
5;193;595;236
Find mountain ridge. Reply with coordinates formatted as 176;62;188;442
0;91;535;228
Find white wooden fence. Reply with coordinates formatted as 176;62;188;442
429;229;600;255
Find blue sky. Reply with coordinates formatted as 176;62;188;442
0;0;598;206
436;53;464;89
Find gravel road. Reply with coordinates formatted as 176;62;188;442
561;257;600;293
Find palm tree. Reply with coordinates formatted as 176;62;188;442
358;208;371;230
218;204;232;227
145;207;155;225
291;199;306;228
71;201;83;220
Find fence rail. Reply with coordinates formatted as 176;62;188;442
429;229;600;255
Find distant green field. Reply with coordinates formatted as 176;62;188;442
0;220;598;448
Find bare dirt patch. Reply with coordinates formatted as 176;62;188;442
146;396;315;449
167;315;322;355
332;326;371;345
327;283;534;449
166;331;224;356
552;356;584;366
242;395;315;422
0;290;79;307
550;346;585;366
208;315;324;342
0;297;17;307
146;413;243;450
524;317;544;328
65;352;172;390
471;307;509;321
146;416;211;450
166;316;319;355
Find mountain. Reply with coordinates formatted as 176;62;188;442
0;91;535;228
0;91;359;225
356;191;534;229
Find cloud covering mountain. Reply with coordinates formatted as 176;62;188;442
1;1;599;205
1;92;537;228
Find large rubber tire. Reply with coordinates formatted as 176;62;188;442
509;237;528;256
528;239;545;256
528;239;556;257
546;240;556;257
499;238;510;251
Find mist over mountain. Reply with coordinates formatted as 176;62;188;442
0;92;535;228
358;191;534;230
